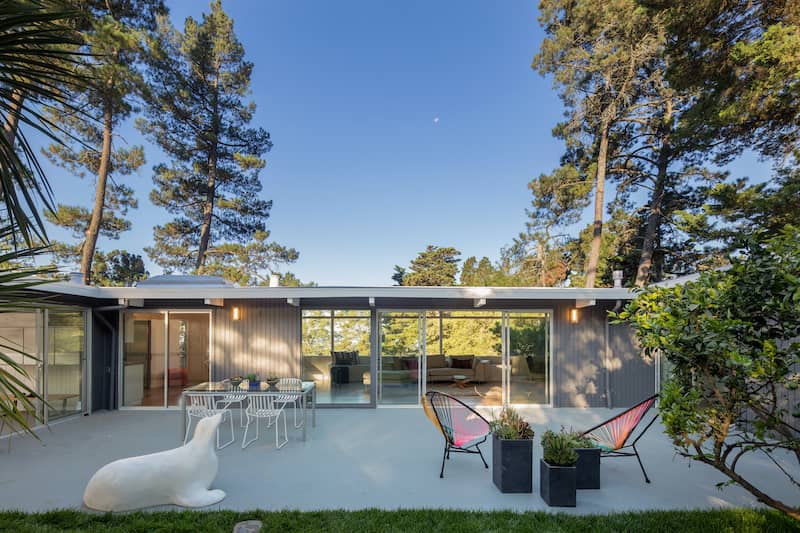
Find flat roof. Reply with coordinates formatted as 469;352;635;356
34;282;635;302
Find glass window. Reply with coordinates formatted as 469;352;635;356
302;309;371;405
46;310;85;419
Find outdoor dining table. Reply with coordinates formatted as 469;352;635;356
181;380;316;442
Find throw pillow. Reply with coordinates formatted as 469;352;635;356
451;357;473;369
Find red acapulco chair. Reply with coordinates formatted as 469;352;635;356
580;394;659;483
423;391;491;478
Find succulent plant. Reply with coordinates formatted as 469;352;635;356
490;407;534;440
541;429;579;466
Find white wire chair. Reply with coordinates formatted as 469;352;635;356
242;392;288;449
215;386;247;428
184;392;235;449
277;377;304;428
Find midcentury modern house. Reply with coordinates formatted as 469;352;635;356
2;275;655;425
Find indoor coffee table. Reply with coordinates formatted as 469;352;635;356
451;374;472;388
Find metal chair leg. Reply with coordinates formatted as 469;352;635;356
217;411;235;449
633;444;651;483
476;444;488;468
183;416;194;446
276;412;288;449
439;444;448;478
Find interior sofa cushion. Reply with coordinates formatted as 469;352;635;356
428;367;474;377
450;356;474;369
427;355;446;369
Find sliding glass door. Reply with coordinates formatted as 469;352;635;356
375;309;552;407
0;308;87;433
504;312;550;405
121;310;210;408
378;312;423;405
45;311;86;419
301;310;372;405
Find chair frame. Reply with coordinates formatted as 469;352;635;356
276;377;304;429
580;394;659;483
425;391;491;478
242;392;288;449
184;392;235;449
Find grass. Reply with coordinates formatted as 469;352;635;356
0;509;796;533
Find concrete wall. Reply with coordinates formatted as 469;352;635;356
211;300;301;380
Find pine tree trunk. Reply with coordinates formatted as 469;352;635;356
81;97;113;284
635;103;673;287
197;62;222;272
2;88;25;146
196;157;216;272
585;122;609;288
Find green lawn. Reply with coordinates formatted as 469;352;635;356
0;509;796;533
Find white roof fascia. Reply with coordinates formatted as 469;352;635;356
33;283;635;301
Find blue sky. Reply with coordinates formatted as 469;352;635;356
36;0;771;286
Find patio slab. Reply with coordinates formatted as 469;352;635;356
0;407;797;514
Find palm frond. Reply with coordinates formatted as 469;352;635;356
0;0;90;247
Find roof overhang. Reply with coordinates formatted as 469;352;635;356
33;282;635;302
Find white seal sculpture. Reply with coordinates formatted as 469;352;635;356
83;413;226;511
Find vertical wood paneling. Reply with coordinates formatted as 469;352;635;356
211;300;301;380
552;301;655;408
608;320;655;407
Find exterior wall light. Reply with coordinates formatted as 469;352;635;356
232;306;241;321
569;308;579;324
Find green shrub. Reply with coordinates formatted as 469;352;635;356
490;407;534;440
541;429;579;466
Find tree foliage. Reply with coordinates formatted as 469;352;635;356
646;0;800;161
394;245;461;286
43;0;165;283
139;0;291;277
92;249;148;286
617;226;800;520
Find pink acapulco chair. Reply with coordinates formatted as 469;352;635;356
580;394;659;483
423;391;491;478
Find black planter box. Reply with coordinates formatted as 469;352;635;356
539;459;576;507
576;447;601;489
492;434;533;493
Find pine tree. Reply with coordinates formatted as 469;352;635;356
92;249;149;286
42;0;166;284
139;0;290;275
200;230;299;286
397;245;461;286
534;0;665;287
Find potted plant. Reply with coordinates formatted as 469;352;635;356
572;432;600;489
540;429;578;507
489;407;534;493
266;375;280;386
246;373;259;390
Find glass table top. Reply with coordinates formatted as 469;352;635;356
183;381;315;393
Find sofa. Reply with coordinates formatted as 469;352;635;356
380;354;503;384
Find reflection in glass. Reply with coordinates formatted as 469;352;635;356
46;311;84;418
302;310;371;404
507;313;550;404
379;312;421;405
167;313;209;406
0;311;41;432
423;311;504;406
122;312;165;406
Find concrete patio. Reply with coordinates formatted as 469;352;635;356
0;407;797;514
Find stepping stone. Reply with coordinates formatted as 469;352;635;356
233;520;262;533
